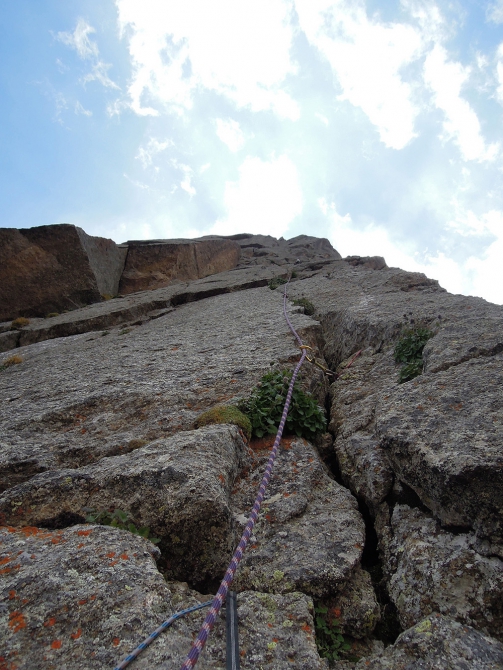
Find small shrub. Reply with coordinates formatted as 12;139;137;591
46;312;59;318
1;355;23;370
292;297;315;316
11;317;30;329
314;604;351;662
102;294;114;301
238;370;326;440
195;405;252;441
85;508;160;544
394;327;432;383
268;276;288;290
119;328;132;335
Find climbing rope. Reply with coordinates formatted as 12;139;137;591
113;600;212;670
114;276;342;669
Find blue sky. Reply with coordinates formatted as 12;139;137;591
1;0;502;304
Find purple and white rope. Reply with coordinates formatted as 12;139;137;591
179;277;305;669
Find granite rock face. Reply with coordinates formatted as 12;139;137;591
0;524;325;670
0;225;126;320
2;231;503;668
118;237;240;293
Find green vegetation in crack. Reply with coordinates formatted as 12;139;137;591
268;276;288;290
238;370;326;440
314;604;351;663
292;297;315;316
85;508;161;545
195;404;252;441
394;327;432;383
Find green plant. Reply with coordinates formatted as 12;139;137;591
195;405;252;441
85;508;161;544
11;317;30;329
119;328;132;335
292;297;315;316
238;370;326;440
268;276;288;290
394;327;432;383
314;604;351;663
46;312;59;318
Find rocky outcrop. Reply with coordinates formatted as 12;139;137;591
2;231;503;669
0;225;126;320
118;238;240;294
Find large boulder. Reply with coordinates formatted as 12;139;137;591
0;225;126;320
118;238;241;294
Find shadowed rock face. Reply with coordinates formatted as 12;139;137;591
2;231;503;669
118;238;241;293
0;225;126;320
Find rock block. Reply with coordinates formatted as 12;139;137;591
0;225;126;320
118;238;240;294
384;505;503;640
354;614;503;669
0;425;248;584
232;437;365;601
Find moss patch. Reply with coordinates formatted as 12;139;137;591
194;405;252;441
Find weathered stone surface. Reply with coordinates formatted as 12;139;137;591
0;265;282;352
118;238;240;294
232;437;365;602
0;286;323;492
383;505;503;640
0;524;326;669
353;614;503;669
378;354;503;553
0;224;126;320
333;565;381;639
0;425;248;584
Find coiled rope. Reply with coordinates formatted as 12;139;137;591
179;278;307;669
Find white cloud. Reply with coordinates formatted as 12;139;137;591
295;0;422;149
75;101;92;116
496;43;503;105
423;45;499;161
57;18;119;89
487;0;503;23
170;160;196;196
212;155;303;237
136;137;173;168
325;202;503;304
115;0;298;118
215;119;246;152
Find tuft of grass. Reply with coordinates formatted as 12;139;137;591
85;508;161;544
11;317;30;329
314;604;351;663
1;355;23;370
268;276;288;290
394;327;432;383
46;312;59;318
119;328;132;335
102;294;114;301
195;405;252;441
238;370;326;440
292;297;315;316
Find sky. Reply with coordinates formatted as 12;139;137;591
1;1;503;304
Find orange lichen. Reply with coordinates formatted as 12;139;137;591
44;618;56;627
8;591;16;600
50;640;62;650
77;529;92;537
8;612;26;633
112;638;120;647
70;629;82;640
120;553;129;560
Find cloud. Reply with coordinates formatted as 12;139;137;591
115;0;298;118
215;119;246;153
212;155;303;237
136;137;173;168
57;18;119;89
74;101;92;116
170;160;196;196
496;43;503;105
423;45;499;161
295;0;422;149
487;0;503;23
325;202;503;304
